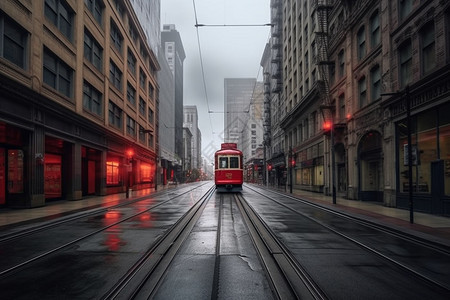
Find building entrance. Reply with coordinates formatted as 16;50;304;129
358;131;383;202
0;148;5;205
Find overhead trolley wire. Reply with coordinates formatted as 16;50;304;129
192;0;215;136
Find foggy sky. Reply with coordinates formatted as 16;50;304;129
161;0;271;161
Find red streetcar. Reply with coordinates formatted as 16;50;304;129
214;143;243;192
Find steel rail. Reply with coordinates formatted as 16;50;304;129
0;182;209;243
0;184;210;278
103;185;216;299
245;184;450;293
235;193;328;300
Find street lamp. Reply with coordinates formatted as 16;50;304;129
382;86;413;223
321;105;337;204
125;148;134;198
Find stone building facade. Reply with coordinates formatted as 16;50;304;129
276;0;450;215
0;0;159;207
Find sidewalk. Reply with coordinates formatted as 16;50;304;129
0;187;163;229
280;186;450;246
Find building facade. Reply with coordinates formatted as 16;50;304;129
224;78;257;146
183;105;202;171
161;24;185;182
157;45;176;186
0;0;159;208
129;0;160;56
263;0;286;188
276;0;450;216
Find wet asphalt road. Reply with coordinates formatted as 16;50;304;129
0;182;449;299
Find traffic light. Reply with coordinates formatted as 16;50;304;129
291;158;296;167
323;121;332;135
267;164;272;171
126;148;134;163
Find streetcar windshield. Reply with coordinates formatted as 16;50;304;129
230;157;239;168
219;157;228;168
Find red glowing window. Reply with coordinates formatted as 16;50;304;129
106;161;120;185
140;163;153;182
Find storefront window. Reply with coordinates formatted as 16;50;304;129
314;165;324;185
8;149;24;194
44;154;62;198
140;163;153;182
439;103;450;196
398;108;446;194
106;160;120;185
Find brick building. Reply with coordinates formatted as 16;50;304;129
0;0;159;207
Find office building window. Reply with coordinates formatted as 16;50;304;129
108;101;122;129
139;125;145;143
139;97;146;116
126;82;135;106
357;26;366;60
370;11;380;47
84;29;102;71
338;49;345;77
83;81;102;116
370;65;381;102
109;60;122;90
44;0;73;41
148;82;154;100
126;115;136;137
84;0;104;26
399;40;412;88
43;48;73;98
110;20;122;53
359;77;367;108
421;22;436;75
339;95;346;122
128;22;137;42
139;68;146;91
127;48;136;75
149;134;154;148
399;0;413;21
0;15;28;69
148;108;154;125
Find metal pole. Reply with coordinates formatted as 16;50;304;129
126;170;131;198
289;147;293;194
331;121;336;204
405;87;413;224
154;157;158;191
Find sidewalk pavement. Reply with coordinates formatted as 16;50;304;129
278;186;450;247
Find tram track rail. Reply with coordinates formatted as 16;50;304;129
103;185;216;299
235;193;328;300
244;184;450;295
247;184;450;255
0;183;211;279
0;183;209;243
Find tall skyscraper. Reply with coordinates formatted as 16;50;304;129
161;24;185;180
183;106;201;170
224;78;257;147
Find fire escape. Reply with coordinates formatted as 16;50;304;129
270;0;282;95
314;0;333;111
314;0;338;203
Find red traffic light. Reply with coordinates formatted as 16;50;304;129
323;121;332;131
291;159;296;167
126;149;134;158
267;164;272;171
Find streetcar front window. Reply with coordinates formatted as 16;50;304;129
219;157;228;169
230;157;239;168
